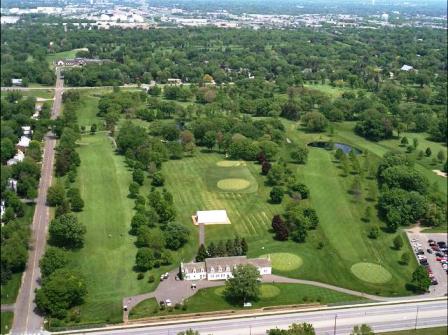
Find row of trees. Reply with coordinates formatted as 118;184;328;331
36;89;87;321
196;237;248;262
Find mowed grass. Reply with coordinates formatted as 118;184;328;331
129;283;365;320
163;147;416;296
75;91;102;130
1;312;13;335
162;153;283;244
64;134;163;325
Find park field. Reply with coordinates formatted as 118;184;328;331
129;283;365;320
162;145;417;296
0;312;13;335
61;133;176;326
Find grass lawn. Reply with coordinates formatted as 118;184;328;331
0;273;22;305
379;327;447;335
61;133;174;326
162;142;417;296
129;283;365;320
74;91;102;130
21;89;54;100
0;313;13;335
303;83;346;98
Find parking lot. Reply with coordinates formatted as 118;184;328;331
407;230;447;297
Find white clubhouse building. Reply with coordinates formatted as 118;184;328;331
181;256;272;281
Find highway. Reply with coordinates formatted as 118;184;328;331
11;69;64;334
57;300;447;335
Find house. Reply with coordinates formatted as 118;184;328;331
400;65;414;72
0;200;5;219
7;150;25;166
11;78;23;86
22;126;32;137
181;256;272;281
16;136;31;151
192;210;230;226
167;78;182;85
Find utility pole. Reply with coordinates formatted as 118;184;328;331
249;325;252;335
414;306;419;331
333;314;338;335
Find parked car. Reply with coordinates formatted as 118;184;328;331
428;239;435;243
442;264;448;271
435;252;444;257
417;249;424;255
427;248;433;254
431;245;440;251
420;259;429;265
431;279;438;285
165;299;172;307
437;241;446;247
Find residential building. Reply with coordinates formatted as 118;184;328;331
181;256;272;281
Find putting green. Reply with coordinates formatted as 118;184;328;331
217;178;251;191
216;161;245;167
260;253;303;271
350;263;392;284
260;284;280;298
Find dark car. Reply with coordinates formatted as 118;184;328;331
420;259;429;265
431;279;438;285
435;252;444;257
437;241;447;248
427;248;433;254
417;249;425;255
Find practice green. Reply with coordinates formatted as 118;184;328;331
217;178;251;191
261;253;303;271
351;263;392;284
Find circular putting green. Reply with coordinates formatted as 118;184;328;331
216;160;245;167
217;178;251;191
260;253;303;271
350;262;392;284
260;285;280;298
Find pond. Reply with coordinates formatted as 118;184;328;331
308;141;362;155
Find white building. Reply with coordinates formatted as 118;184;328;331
17;136;31;150
22;126;32;137
7;150;25;166
11;78;23;86
181;256;272;281
400;64;414;72
193;210;230;226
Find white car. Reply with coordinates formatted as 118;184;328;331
442;264;448;271
165;299;172;307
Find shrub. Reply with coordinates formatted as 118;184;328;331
137;273;144;280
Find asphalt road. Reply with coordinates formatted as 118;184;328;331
11;69;64;335
56;300;447;335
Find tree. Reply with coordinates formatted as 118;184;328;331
203;131;216;151
135;247;156;271
393;235;404;250
49;214;86;249
302;111;328;132
207;241;216;258
289;183;310;200
133;169;145;185
291;223;307;243
413;138;418;149
90;123;97;135
35;269;87;319
368;225;380;239
425;147;432;157
334;148;345;161
411;266;431;292
128;182;140;198
437;150;445;163
400;137;408;146
70;192;84;212
196;244;208;262
400;252;410;265
224;264;260;304
290;146;309;164
351;324;374;335
266;164;286;186
152;172;165;187
164;223;190;250
270;186;284;204
177;330;200;335
261;160;272;175
47;183;66;207
267;323;316;335
272;215;289;241
241;238;248;255
39;247;68;278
